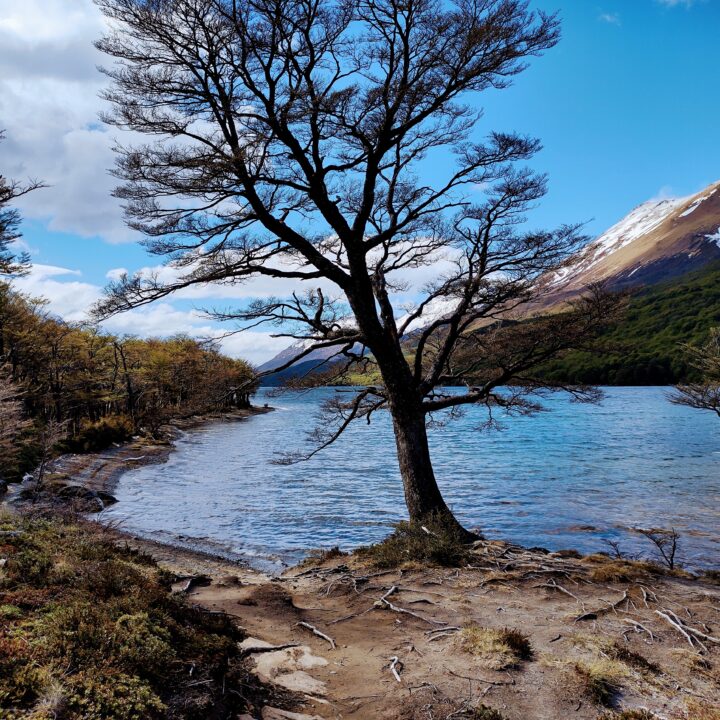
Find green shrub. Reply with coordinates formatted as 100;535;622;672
62;415;135;454
66;671;165;720
0;514;261;719
114;612;176;680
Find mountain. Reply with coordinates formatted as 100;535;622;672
258;181;720;382
545;181;720;303
539;261;720;385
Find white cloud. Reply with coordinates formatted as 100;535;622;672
106;267;128;281
598;12;621;26
14;264;102;322
0;0;138;245
655;0;698;7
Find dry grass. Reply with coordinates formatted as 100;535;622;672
458;626;532;670
573;659;629;706
598;711;658;720
581;556;660;583
683;700;720;720
300;546;348;566
604;640;660;675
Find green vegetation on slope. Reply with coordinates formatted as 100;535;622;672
0;512;274;719
539;263;720;385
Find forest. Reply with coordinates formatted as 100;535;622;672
538;263;720;386
0;281;255;483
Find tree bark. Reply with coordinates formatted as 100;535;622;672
386;389;479;541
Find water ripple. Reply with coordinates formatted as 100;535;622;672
101;387;720;572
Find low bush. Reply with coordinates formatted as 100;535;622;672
61;415;135;454
358;513;473;568
0;512;272;719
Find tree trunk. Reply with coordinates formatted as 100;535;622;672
388;394;480;541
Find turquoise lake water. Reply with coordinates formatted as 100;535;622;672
101;387;719;572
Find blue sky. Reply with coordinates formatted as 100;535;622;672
1;0;719;362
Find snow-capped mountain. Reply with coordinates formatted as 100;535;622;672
545;181;720;303
259;181;720;377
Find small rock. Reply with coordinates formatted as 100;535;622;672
96;490;118;507
218;574;242;586
261;709;323;720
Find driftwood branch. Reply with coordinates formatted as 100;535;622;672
296;621;337;650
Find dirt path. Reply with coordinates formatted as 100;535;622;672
128;539;720;720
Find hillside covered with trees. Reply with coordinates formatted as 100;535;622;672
539;263;720;386
0;282;255;483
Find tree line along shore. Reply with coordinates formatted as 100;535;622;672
0;280;256;489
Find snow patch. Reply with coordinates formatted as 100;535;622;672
547;195;690;288
679;189;716;218
399;296;461;334
706;228;720;249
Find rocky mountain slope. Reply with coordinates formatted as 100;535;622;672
545;181;720;303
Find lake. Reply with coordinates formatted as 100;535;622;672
101;387;720;572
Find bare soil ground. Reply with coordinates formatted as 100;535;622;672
121;537;720;720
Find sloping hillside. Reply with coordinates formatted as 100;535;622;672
545;181;720;303
258;182;720;385
540;262;720;385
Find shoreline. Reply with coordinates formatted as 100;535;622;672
4;404;277;578
5;407;720;717
11;404;273;500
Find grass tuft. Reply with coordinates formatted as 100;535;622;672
574;659;627;706
458;626;533;669
357;513;472;568
683;700;720;720
604;641;659;674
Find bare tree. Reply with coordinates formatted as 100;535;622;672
0;367;31;485
0;132;43;277
634;527;679;571
94;0;617;535
673;328;720;418
30;417;68;501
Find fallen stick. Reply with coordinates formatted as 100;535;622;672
240;643;300;657
575;590;630;622
296;621;336;650
425;626;461;635
657;609;720;646
623;618;655;643
389;656;403;683
445;668;515;686
378;596;447;626
534;579;580;602
655;611;706;652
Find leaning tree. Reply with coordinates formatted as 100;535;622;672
95;0;616;536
